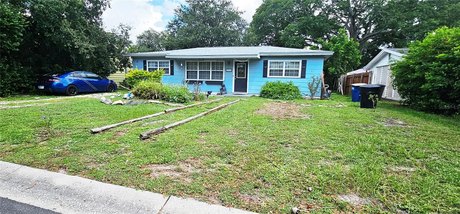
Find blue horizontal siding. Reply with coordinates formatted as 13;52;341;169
132;56;325;96
248;57;324;96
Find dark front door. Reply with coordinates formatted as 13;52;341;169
234;62;248;93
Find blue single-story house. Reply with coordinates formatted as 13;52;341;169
127;46;333;96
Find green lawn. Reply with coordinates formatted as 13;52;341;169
0;94;458;213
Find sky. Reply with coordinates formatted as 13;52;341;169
102;0;263;41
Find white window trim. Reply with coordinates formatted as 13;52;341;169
147;60;170;75
185;61;225;81
267;60;302;78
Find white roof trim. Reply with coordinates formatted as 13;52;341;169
165;54;260;59
259;51;333;56
363;48;407;70
126;46;334;59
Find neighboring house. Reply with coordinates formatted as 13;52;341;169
127;46;333;96
365;48;408;101
343;48;408;101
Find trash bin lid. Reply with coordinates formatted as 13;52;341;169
361;84;381;88
351;83;368;87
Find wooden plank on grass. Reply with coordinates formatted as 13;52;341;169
90;98;222;134
140;99;240;140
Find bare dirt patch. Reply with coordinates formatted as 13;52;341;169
58;168;68;174
238;189;267;205
227;129;239;137
144;158;203;183
383;118;408;127
255;102;310;119
115;129;127;137
197;131;208;143
337;194;371;206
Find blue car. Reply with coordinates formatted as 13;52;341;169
37;71;117;96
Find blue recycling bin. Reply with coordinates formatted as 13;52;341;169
351;83;367;102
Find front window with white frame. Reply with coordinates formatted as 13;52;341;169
186;61;224;81
147;60;170;75
268;60;301;78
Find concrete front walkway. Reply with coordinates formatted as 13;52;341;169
0;161;255;214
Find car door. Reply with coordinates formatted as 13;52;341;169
83;72;106;92
68;71;91;92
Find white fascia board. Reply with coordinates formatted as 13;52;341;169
382;48;405;57
363;50;387;70
165;54;260;59
259;51;334;57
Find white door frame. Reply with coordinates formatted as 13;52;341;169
232;60;249;93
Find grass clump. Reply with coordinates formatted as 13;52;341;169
260;81;302;100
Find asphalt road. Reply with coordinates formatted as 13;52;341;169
0;197;58;214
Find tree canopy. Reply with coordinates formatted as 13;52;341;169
164;0;247;49
249;0;460;62
320;29;362;89
132;29;166;52
0;0;131;96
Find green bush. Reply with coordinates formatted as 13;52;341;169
260;81;302;100
0;60;33;97
125;68;163;88
393;27;460;115
131;80;163;99
161;85;193;103
132;80;193;103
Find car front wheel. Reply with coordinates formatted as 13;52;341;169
107;84;116;92
66;85;78;96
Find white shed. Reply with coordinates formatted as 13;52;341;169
363;48;408;101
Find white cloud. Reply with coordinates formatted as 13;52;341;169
102;0;262;42
102;0;166;41
231;0;262;22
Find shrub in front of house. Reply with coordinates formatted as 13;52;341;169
132;80;193;103
131;80;163;100
392;27;460;115
260;81;302;100
124;68;163;88
160;85;193;103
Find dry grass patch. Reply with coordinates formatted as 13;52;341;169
255;102;310;119
238;189;267;205
337;194;372;207
144;158;203;183
383;118;409;127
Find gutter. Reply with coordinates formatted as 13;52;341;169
165;54;260;59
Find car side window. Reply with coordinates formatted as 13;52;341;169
85;72;100;79
71;72;84;78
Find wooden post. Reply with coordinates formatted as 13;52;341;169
90;98;222;133
140;99;240;140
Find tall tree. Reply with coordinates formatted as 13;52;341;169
376;0;460;48
0;1;29;96
14;0;128;77
247;0;300;46
1;0;131;96
0;1;25;57
165;0;247;49
132;29;166;52
320;29;362;89
249;0;460;63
